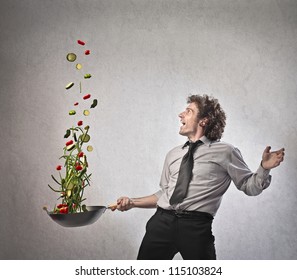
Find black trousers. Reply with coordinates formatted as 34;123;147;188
137;207;216;260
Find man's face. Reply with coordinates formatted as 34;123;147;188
178;102;200;139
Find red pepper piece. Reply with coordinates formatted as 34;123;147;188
83;94;91;100
75;165;83;171
56;165;62;171
57;203;68;209
85;50;90;55
59;207;68;214
77;120;83;126
66;140;73;146
74;102;79;106
77;40;85;46
78;152;84;157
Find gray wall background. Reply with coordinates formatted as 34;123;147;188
0;0;296;260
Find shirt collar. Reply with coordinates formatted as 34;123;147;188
182;135;212;149
200;135;212;146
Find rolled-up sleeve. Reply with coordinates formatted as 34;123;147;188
154;190;163;199
154;153;170;199
227;147;271;196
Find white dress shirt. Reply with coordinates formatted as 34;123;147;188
155;136;271;216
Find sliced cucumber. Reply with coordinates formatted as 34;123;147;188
66;143;76;151
90;99;98;108
79;134;90;143
66;53;77;62
65;82;74;89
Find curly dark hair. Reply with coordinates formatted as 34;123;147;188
187;94;226;141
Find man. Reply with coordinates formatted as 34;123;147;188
116;94;285;260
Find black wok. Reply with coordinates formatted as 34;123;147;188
43;204;117;227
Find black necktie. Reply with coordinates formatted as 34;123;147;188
169;140;203;205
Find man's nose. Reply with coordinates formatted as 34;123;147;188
178;111;184;118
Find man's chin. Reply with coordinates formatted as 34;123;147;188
179;130;187;136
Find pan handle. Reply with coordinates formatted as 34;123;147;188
107;203;117;211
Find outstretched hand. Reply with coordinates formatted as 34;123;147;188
261;146;285;170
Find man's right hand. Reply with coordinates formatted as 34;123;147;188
116;194;158;211
116;196;134;211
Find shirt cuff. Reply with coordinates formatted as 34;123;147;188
256;164;272;190
257;164;271;179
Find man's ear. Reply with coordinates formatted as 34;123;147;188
199;117;209;127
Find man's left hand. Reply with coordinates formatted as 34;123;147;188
261;146;285;170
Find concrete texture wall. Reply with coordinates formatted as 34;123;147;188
0;0;296;260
